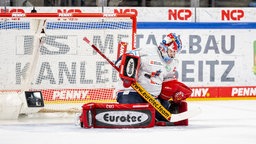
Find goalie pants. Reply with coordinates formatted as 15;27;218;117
117;91;174;121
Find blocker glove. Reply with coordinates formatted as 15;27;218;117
118;53;141;88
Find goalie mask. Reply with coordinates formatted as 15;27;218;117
158;33;182;64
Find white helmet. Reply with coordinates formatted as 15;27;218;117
158;33;182;63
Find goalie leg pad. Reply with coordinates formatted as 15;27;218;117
80;103;155;128
155;101;188;126
173;101;188;126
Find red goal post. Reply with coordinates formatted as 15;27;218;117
0;12;137;114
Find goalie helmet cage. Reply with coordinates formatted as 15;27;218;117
0;12;137;113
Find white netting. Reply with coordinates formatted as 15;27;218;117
0;13;136;113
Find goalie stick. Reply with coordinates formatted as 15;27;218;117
83;37;200;122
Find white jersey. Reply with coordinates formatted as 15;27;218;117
115;45;179;97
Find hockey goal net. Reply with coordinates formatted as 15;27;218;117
0;12;136;115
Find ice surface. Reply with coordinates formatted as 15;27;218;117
1;100;256;144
